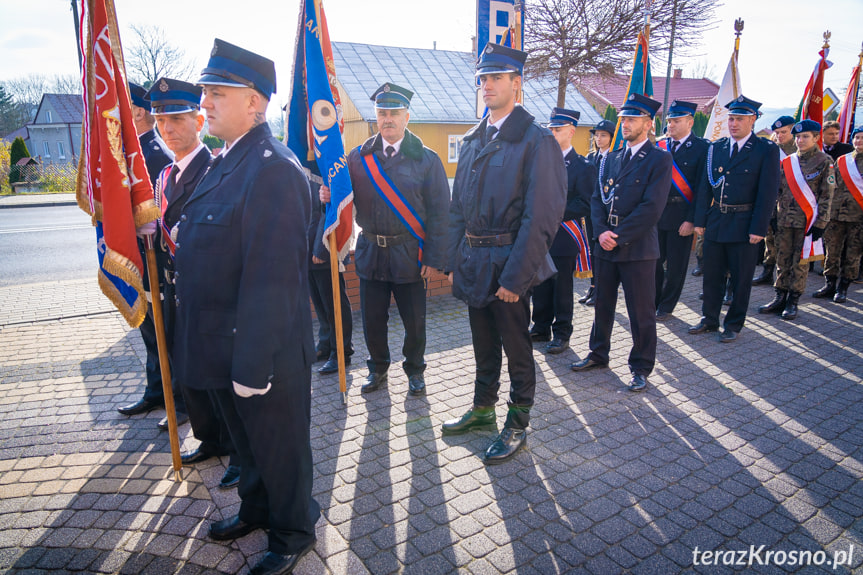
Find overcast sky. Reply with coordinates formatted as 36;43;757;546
2;0;862;126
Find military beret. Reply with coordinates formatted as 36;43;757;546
792;119;821;134
772;116;796;130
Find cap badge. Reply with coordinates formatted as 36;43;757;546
159;79;169;92
629;94;635;101
486;44;494;54
737;95;744;102
383;84;390;93
211;43;218;57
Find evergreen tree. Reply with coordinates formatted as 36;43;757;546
603;104;618;124
9;137;30;184
692;112;709;138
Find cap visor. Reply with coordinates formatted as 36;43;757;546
197;74;249;88
152;105;199;115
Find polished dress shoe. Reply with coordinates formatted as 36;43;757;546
570;357;608;371
688;320;719;335
529;330;551;342
180;447;218;465
208;515;266;541
545;338;569;354
407;374;426;396
655;310;671;322
318;355;350;375
483;427;526;465
249;543;316;575
585;292;596;306
219;465;241;489
578;286;595;304
361;372;388;394
691;265;703;277
117;397;163;416
628;373;647;392
315;349;329;362
441;407;496;435
717;329;738;343
158;410;189;430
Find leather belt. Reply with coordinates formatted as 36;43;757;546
363;232;411;247
718;203;753;214
465;233;514;247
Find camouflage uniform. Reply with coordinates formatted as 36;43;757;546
823;151;863;280
764;140;799;266
775;147;834;293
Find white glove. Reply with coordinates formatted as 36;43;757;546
232;381;272;398
136;221;157;237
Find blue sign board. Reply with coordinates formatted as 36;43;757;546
476;0;519;56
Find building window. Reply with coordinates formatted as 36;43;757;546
447;135;464;163
43;141;51;157
57;142;66;159
46;110;52;123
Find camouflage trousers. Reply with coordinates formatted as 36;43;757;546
823;220;863;280
695;233;703;258
762;225;776;266
775;226;809;293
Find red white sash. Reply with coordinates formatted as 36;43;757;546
836;153;863;212
560;219;592;279
781;155;823;261
656;139;694;203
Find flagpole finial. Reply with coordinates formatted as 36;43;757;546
822;30;831;49
733;19;744;37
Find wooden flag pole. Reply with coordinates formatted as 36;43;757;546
328;233;348;405
144;235;183;481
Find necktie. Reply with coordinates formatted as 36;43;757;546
621;148;632;170
595;153;603;166
162;164;180;209
671;140;680;155
169;164;180;184
385;145;396;158
485;125;498;146
731;142;739;160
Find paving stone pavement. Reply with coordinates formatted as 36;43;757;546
1;263;862;574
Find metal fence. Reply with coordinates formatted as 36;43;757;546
8;161;78;193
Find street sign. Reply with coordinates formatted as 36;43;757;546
476;0;516;56
823;87;839;117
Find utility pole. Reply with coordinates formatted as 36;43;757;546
71;0;83;69
659;0;677;129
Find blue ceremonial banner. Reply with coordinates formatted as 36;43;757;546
610;31;654;151
287;0;353;260
476;0;522;56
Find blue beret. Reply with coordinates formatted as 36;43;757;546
667;100;697;118
199;38;276;99
793;119;821;134
476;43;527;79
590;120;616;135
547;107;580;128
128;82;149;109
371;82;413;110
145;77;201;115
852;126;863;137
724;95;762;116
772;116;796;130
620;93;662;119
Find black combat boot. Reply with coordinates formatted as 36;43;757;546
781;292;801;320
752;265;774;286
759;289;787;314
833;278;851;303
812;276;837;298
722;277;734;306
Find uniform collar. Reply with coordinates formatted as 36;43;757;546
731;131;752;154
561;146;573;158
625;138;649;156
173;142;206;180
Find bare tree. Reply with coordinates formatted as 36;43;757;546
0;74;81;129
124;24;197;87
524;0;719;106
686;58;718;81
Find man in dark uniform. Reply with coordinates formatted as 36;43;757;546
655;100;708;321
530;107;596;354
571;93;672;392
753;116;797;286
817;126;863;302
145;77;239;490
759;120;834;320
172;39;318;575
443;43;566;463
823;120;854;161
308;184;353;375
337;82;449;396
690;96;779;342
118;82;186;426
582;120;616;306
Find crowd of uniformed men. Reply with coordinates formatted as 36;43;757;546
110;37;863;575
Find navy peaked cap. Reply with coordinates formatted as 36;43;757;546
476;43;527;77
371;82;413;109
725;95;762;116
128;82;149;109
199;38;276;99
146;78;202;115
667;100;697;118
547;107;580;128
619;93;662;119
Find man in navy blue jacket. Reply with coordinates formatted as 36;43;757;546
571;94;672;392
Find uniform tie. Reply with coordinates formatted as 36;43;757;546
670;140;680;155
730;141;739;160
621;148;632;170
485;125;498;146
385;145;396;159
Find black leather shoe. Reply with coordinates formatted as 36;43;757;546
408;374;426;396
441;407;496;435
691;265;703;277
361;372;387;394
117;397;163;416
158;410;189;431
219;465;241;489
208;515;266;541
529;330;551;342
483;427;526;465
181;447;217;465
318;355;350;375
570;357;608;371
688;320;719;335
545;338;569;354
628;373;647;392
698;292;704;300
578;286;595;304
655;310;671;322
717;329;738;343
249;544;316;575
585;293;596;306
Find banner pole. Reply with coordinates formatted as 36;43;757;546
329;233;348;405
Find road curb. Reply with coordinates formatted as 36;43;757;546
0;200;79;209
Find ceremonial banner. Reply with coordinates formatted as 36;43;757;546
76;0;159;328
795;38;832;147
837;59;861;144
287;0;353;264
610;30;653;151
706;49;742;142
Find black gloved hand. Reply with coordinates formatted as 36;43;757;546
810;226;825;241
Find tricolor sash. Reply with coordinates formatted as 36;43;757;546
155;166;177;259
782;154;823;262
656;140;693;203
561;218;593;278
836;153;863;212
360;152;425;267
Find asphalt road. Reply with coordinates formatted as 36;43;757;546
0;205;96;287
